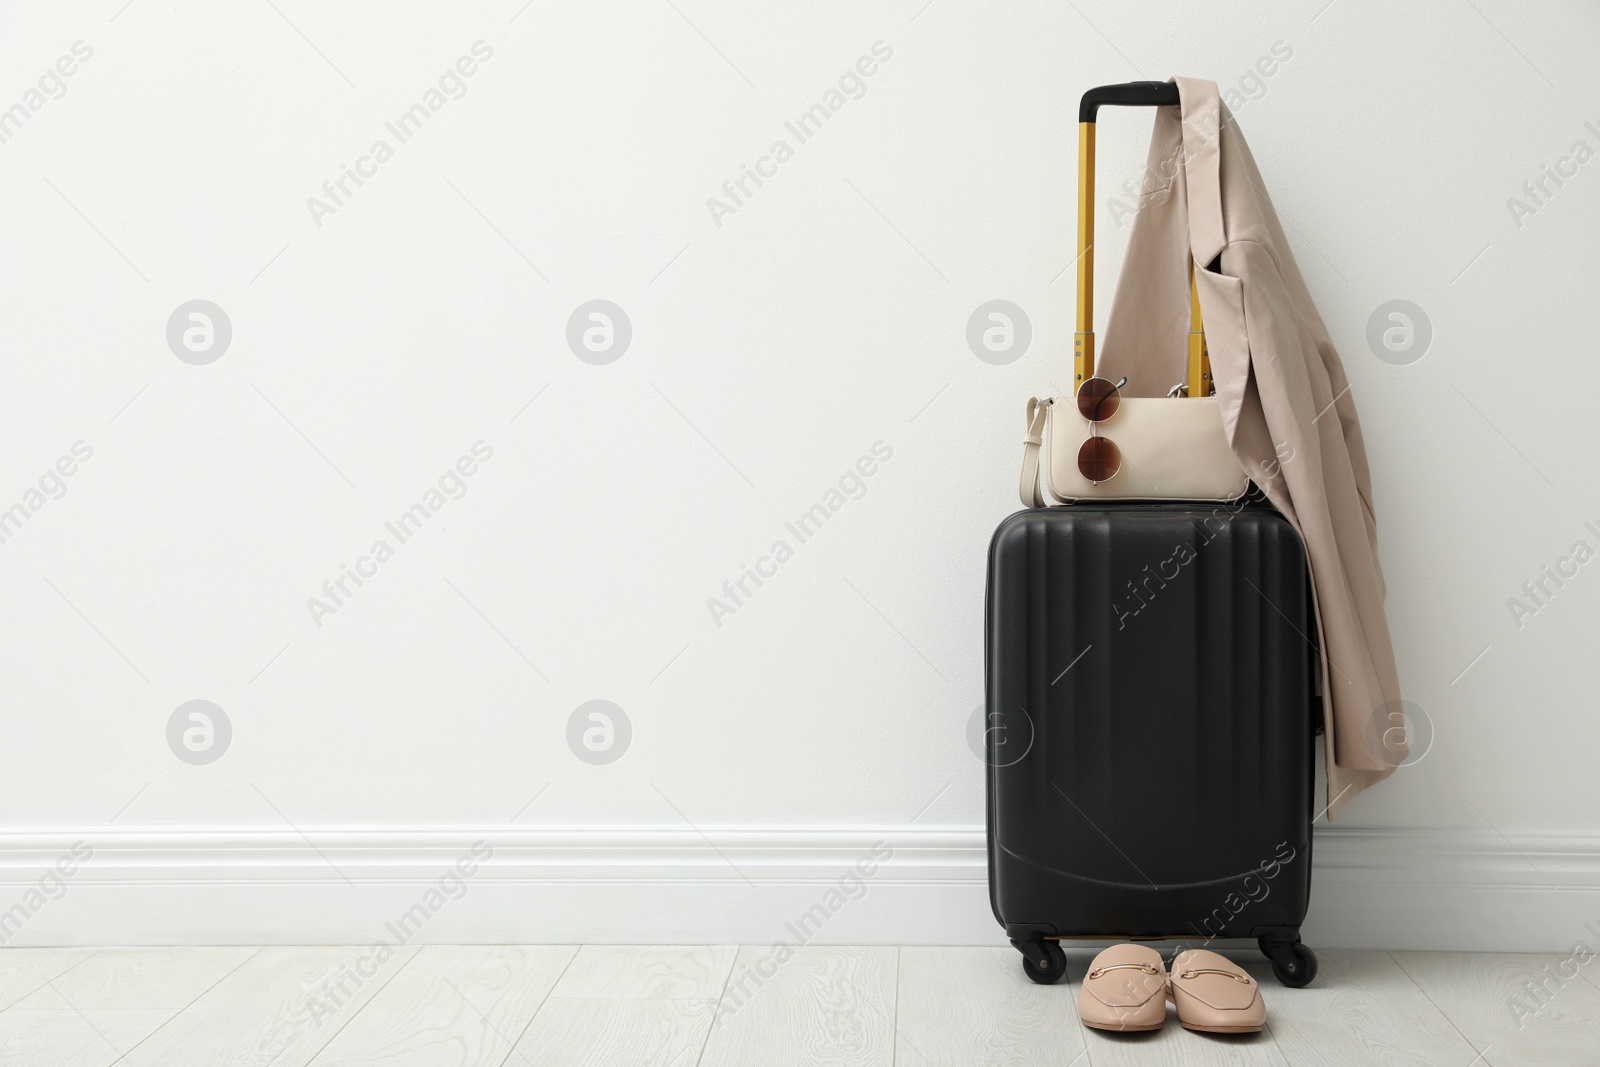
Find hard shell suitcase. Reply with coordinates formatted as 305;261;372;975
983;82;1321;989
984;502;1319;988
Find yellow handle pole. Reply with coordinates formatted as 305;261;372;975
1080;114;1206;396
1187;260;1211;397
1074;121;1095;388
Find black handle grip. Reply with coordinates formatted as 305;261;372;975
1078;81;1179;123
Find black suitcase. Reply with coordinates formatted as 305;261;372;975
984;502;1320;988
984;82;1321;988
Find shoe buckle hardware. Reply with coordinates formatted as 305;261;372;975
1088;962;1161;980
1179;967;1251;983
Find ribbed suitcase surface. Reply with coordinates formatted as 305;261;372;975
985;503;1316;942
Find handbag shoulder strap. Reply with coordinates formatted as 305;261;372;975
1019;397;1052;508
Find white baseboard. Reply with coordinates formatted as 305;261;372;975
2;825;1597;951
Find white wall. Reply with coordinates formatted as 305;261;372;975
1;0;1597;949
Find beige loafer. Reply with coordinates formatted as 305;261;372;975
1077;944;1169;1032
1168;949;1266;1033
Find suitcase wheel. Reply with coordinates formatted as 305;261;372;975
1011;939;1067;985
1259;937;1318;988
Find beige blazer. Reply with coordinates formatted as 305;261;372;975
1097;77;1402;820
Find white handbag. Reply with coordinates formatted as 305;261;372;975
1020;391;1248;507
1019;85;1248;508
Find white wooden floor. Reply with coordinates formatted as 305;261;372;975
0;944;1594;1066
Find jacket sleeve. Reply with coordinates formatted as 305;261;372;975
1314;326;1384;598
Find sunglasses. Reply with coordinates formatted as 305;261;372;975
1076;375;1127;484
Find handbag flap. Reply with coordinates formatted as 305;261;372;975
1046;396;1248;502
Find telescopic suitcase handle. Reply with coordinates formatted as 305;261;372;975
1074;81;1211;399
1079;80;1179;122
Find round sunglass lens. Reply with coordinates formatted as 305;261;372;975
1076;377;1121;423
1077;436;1122;483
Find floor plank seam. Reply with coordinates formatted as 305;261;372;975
859;950;923;1067
493;944;581;1067
109;945;265;1066
690;946;738;1067
7;947;1594;1066
1573;952;1600;999
42;975;125;1064
5;949;95;1015
1062;959;1095;1067
1262;1016;1292;1067
891;945;901;1067
1386;949;1496;1066
303;943;424;1066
